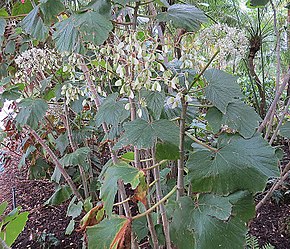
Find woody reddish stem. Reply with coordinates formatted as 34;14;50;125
25;126;83;202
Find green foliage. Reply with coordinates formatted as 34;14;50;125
206;102;261;138
20;6;49;41
170;191;255;249
45;185;73;205
16;98;48;129
86;216;130;249
157;4;207;31
279;121;290;138
60;147;90;167
39;0;65;25
0;203;29;247
0;18;6;47
114;119;180;149
187;134;279;194
204;69;243;113
95;93;129;127
100;161;145;216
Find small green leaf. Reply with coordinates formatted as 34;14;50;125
246;0;269;8
16;98;48;129
60;147;90;167
0;18;6;46
132;216;148;241
115;119;180;149
280;121;290;138
157;4;207;31
65;219;75;235
18;146;36;169
0;202;8;216
204;69;242;113
12;1;34;16
67;199;83;219
20;6;49;41
141;90;165;120
120;152;134;162
45;185;72;205
55;133;69;156
3;212;29;247
100;162;145;215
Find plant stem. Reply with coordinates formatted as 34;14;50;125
133;186;177;220
64;104;89;199
0;238;10;249
185;132;218;152
187;50;220;92
269;97;290;145
177;95;187;200
152;147;172;249
25;126;83;202
256;160;290;211
78;57;131;214
143;159;167;171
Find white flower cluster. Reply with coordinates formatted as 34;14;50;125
61;83;88;105
15;47;60;73
14;48;60;89
197;23;248;68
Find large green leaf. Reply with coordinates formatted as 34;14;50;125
20;6;49;41
53;16;82;53
170;192;255;249
100;162;145;215
75;11;113;46
204;69;243;113
157;4;207;31
206;102;261;138
246;0;269;8
187;134;279;194
87;216;130;249
279;121;290;138
0;18;6;47
114;119;180;149
16;98;48;129
82;0;111;17
96;93;129;127
39;0;65;25
45;185;72;205
60;147;90;167
1;212;29;247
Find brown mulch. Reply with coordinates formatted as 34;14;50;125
0;152;83;249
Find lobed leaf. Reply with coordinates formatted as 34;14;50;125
187;134;279;195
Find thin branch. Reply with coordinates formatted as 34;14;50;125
64;104;89;199
177;95;187;200
0;238;10;249
186;132;218;152
132;186;177;220
269;97;290;144
25;126;83;202
152;146;172;249
187;50;220;92
256;160;290;211
143;160;168;171
258;68;290;132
